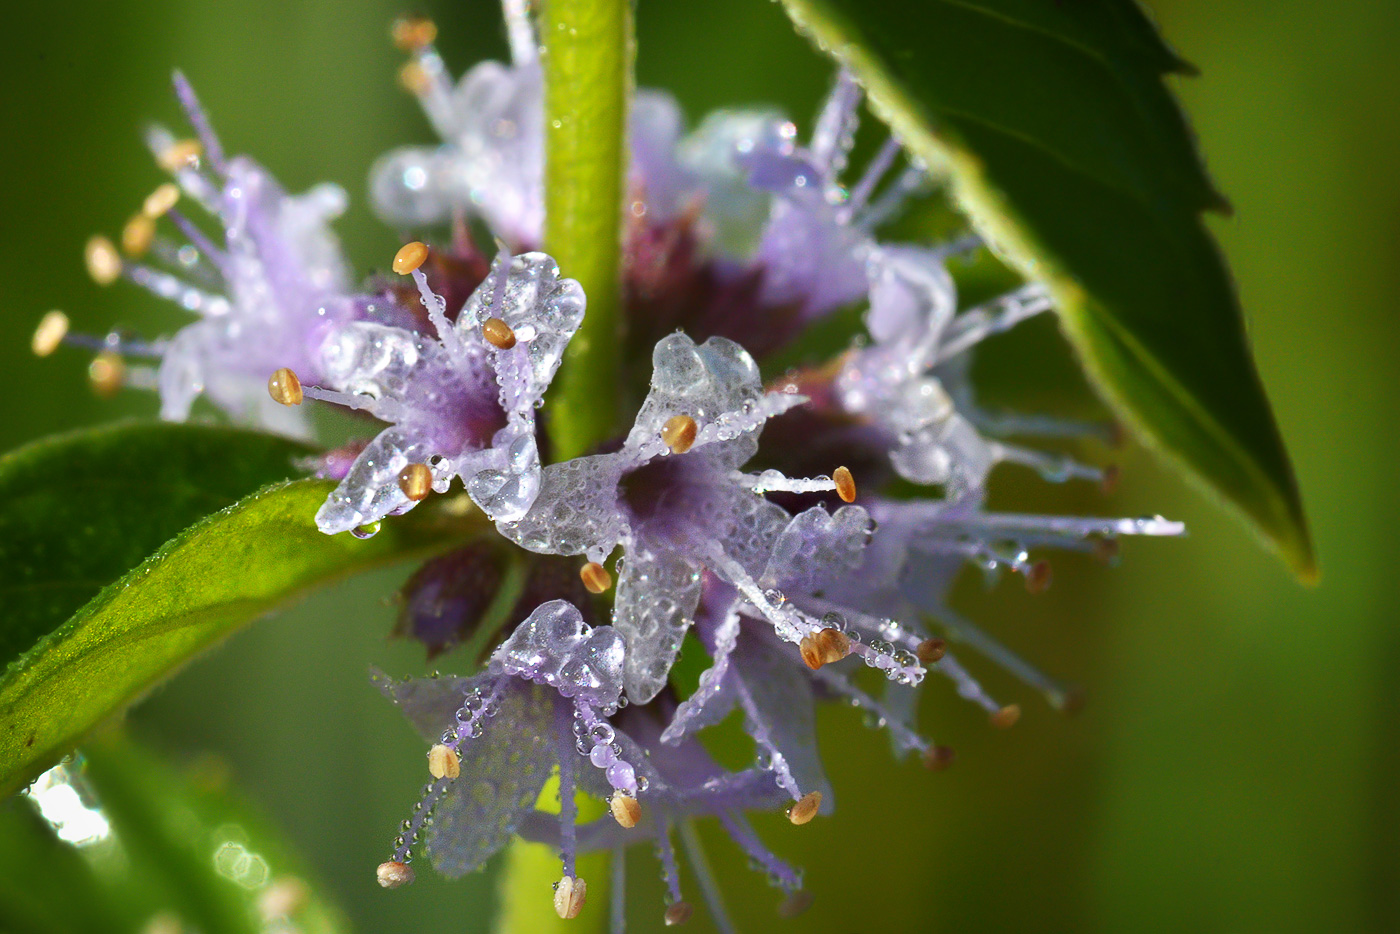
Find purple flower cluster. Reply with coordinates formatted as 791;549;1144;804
53;2;1185;928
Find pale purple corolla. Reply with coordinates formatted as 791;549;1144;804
370;0;689;248
68;73;394;437
297;249;584;534
377;600;807;931
495;332;922;704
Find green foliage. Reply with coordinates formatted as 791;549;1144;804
0;422;314;668
776;0;1314;578
0;423;475;797
82;736;349;934
0;800;135;934
0;737;347;934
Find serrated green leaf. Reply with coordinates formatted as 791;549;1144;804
775;0;1314;578
0;424;473;796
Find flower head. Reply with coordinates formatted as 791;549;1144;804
371;4;688;248
739;71;928;324
290;248;584;533
64;73;389;436
378;600;811;928
495;332;917;703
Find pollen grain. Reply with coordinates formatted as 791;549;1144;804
580;561;612;594
267;368;303;406
398;463;434;502
482;317;517;350
661;414;697;454
832;465;857;502
786;790;822;825
393;241;430;275
85;236;122;286
427;743;460;780
32;311;69;357
610;791;641;829
88;352;124;397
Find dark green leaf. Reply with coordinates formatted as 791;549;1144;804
776;0;1314;578
0;422;315;668
0;424;475;796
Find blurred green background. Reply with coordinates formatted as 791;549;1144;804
3;0;1398;931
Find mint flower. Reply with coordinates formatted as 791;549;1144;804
495;332;919;703
370;3;688;248
374;601;628;880
754;234;1185;738
378;600;810;927
66;74;386;436
285;248;584;533
32;5;1209;930
839;246;1110;495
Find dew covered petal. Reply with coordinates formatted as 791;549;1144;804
423;680;555;877
613;547;704;704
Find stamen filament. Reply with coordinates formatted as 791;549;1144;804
172;71;228;175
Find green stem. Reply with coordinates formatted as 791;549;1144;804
542;0;633;460
496;3;632;928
